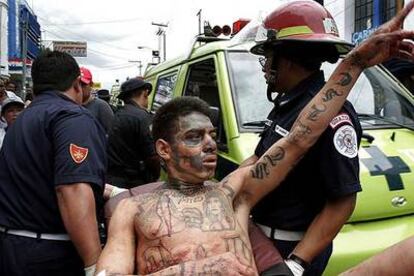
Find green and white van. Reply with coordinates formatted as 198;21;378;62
143;32;414;275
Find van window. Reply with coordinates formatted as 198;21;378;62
184;59;227;150
227;51;414;131
151;72;178;113
323;64;414;129
227;52;273;131
184;59;220;109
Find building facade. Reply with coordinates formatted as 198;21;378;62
0;0;8;78
324;0;407;45
7;0;40;95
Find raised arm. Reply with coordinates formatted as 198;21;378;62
96;198;137;275
239;4;414;207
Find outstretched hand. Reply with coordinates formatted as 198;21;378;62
348;0;414;69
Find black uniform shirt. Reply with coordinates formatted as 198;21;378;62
107;102;155;177
0;91;107;233
252;71;362;231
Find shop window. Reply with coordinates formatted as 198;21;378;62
355;0;374;32
382;0;397;22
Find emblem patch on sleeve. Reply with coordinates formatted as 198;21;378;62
69;143;89;164
333;125;358;158
330;113;352;129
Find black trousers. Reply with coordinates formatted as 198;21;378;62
0;232;83;276
272;239;333;276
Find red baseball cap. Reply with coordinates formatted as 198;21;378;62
80;67;93;85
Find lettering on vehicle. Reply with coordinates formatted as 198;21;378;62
361;146;411;191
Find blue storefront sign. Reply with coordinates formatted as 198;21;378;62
352;27;378;45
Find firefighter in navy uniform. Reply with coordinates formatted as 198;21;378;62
107;78;160;189
241;1;362;275
0;51;106;276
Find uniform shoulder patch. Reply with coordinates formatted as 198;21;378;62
69;143;89;164
333;125;358;158
330;113;352;129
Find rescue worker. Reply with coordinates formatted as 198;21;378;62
0;50;106;276
107;77;160;189
241;1;363;275
80;67;114;133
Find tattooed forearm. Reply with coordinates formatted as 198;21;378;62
347;51;369;69
336;72;352;86
250;147;285;179
322;88;344;102
287;120;312;145
306;103;327;121
250;161;269;179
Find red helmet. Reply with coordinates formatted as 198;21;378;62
250;0;353;56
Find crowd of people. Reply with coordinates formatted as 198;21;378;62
0;1;414;275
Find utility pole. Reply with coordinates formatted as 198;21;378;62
152;22;168;62
196;9;202;35
128;60;142;76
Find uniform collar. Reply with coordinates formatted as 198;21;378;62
274;71;325;108
35;90;79;105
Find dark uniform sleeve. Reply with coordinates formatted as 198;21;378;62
317;114;362;198
137;114;156;158
254;126;272;158
53;110;107;189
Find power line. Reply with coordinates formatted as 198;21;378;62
43;16;146;26
37;15;134;52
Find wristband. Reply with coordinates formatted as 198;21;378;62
84;264;96;276
110;186;127;198
261;262;295;276
287;253;310;271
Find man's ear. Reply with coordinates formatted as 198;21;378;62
73;76;82;94
156;139;172;161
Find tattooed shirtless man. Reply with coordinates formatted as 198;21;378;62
96;3;414;275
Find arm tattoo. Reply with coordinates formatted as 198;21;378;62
287;120;312;145
222;180;235;198
336;72;352;86
322;88;344;102
348;51;368;69
306;103;327;121
250;147;285;179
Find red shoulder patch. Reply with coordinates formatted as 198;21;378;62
329;113;352;129
69;143;89;164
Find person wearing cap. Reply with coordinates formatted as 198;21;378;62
0;50;106;276
0;97;25;149
240;1;364;275
80;67;114;134
0;79;23;129
97;89;117;113
107;77;160;189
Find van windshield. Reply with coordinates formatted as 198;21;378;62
227;51;414;131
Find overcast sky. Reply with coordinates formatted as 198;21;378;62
32;0;338;89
